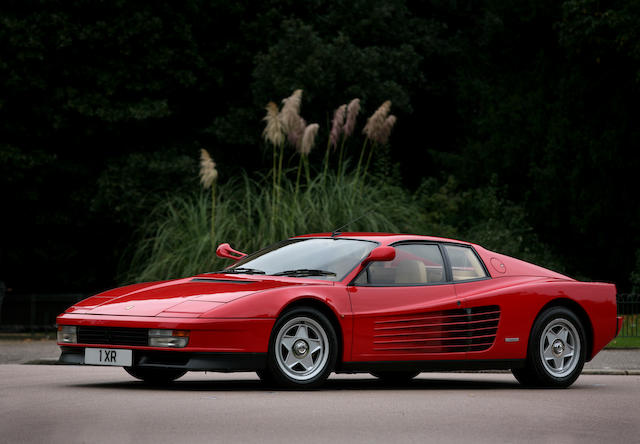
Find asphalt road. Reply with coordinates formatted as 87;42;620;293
3;339;640;371
1;365;639;444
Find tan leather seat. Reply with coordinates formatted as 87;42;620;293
395;260;427;284
367;262;396;284
426;267;444;283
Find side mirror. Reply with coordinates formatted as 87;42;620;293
362;246;396;265
216;243;248;261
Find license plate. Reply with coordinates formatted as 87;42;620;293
84;348;133;366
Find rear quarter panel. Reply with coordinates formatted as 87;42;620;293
454;277;617;360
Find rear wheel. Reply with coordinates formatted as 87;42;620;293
512;307;586;388
371;371;420;384
124;367;187;384
266;307;337;389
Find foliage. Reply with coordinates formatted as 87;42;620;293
1;0;639;292
443;0;640;286
416;176;564;273
128;171;421;282
129;161;563;282
92;150;197;226
631;251;640;293
251;16;422;116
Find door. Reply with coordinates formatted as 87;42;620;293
349;243;464;362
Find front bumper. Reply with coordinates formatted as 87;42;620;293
56;314;275;353
59;347;266;371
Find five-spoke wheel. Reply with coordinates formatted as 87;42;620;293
539;317;581;378
263;307;337;388
512;306;586;388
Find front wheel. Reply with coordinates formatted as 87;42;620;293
512;307;586;388
265;307;338;389
124;367;187;384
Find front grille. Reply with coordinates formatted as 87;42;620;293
77;326;148;346
373;305;500;353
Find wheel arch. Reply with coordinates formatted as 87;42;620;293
276;297;345;369
536;298;594;361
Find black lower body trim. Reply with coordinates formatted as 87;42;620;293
59;347;523;373
59;347;266;372
338;359;525;373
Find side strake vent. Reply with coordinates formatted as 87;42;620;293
373;305;500;353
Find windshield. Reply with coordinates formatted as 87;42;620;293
226;238;376;281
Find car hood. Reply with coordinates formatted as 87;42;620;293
68;275;312;317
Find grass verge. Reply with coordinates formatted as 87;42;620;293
605;336;640;349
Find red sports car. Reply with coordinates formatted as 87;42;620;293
57;233;622;388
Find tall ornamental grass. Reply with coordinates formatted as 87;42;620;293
125;88;558;283
127;171;422;282
126;90;404;283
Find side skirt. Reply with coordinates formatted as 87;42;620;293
337;359;525;373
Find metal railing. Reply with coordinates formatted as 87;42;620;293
0;292;85;332
617;294;639;337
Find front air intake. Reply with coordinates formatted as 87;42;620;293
77;326;148;346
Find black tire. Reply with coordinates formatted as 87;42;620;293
124;367;187;384
512;306;586;388
510;366;538;386
256;368;275;385
267;307;338;389
371;371;420;384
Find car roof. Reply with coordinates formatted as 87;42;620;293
291;232;477;247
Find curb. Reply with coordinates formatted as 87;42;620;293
583;369;640;376
22;359;62;365
456;369;640;376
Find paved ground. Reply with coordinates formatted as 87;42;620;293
583;348;640;373
0;365;639;444
0;338;59;364
2;339;640;373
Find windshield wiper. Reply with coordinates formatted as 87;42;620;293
211;267;266;275
272;269;336;277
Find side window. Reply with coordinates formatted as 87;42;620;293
354;244;446;286
444;245;487;281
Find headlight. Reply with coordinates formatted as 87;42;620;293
57;325;77;344
148;329;189;348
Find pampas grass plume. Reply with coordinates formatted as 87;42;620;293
301;123;320;156
363;100;391;143
344;98;360;137
289;115;306;150
199;149;218;189
262;101;284;146
378;114;397;145
280;89;303;133
329;104;347;149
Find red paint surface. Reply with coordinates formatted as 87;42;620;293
57;233;618;364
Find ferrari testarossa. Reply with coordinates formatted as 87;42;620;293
57;233;622;388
